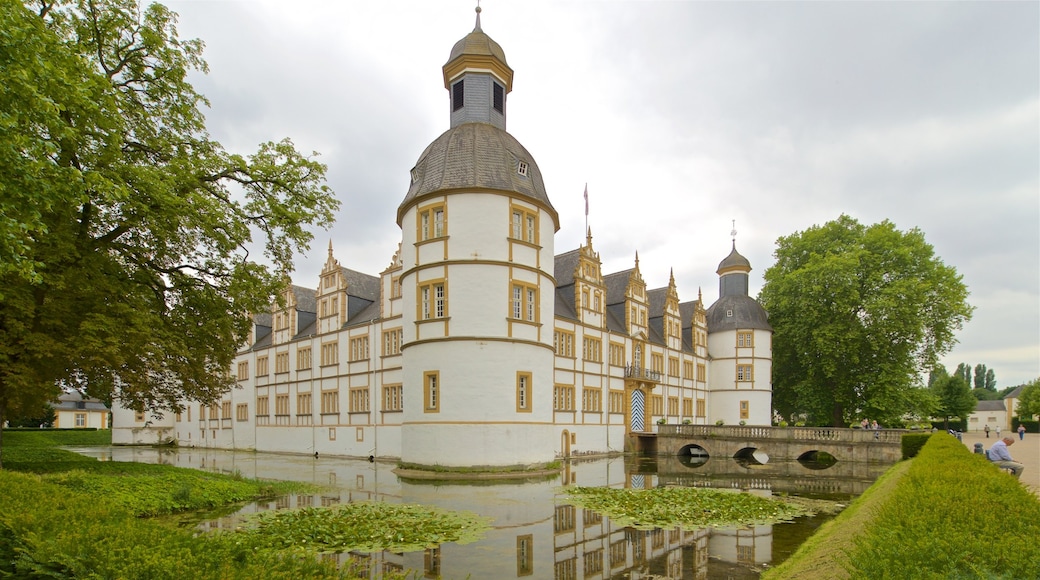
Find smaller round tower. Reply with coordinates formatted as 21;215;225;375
705;241;773;425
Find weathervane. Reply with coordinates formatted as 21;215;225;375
730;219;737;246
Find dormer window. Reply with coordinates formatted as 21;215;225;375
517;161;528;176
493;82;504;113
452;80;464;112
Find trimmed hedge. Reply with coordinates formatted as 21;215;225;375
846;433;1040;578
900;432;933;459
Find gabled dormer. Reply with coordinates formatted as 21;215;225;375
625;252;648;337
573;228;606;328
380;243;404;319
317;242;347;333
663;269;682;350
692;288;708;356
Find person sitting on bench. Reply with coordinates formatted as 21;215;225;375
987;436;1024;479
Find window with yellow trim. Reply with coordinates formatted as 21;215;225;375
349;336;369;361
583;337;602;362
297;393;312;416
740;400;749;420
737;364;753;382
256;356;269;376
682;398;693;417
321;391;339;414
257;396;269;416
236;361;248;380
516;372;532;412
553;330;575;357
417;203;446;241
651;353;664;373
609;390;625;414
737;331;754;348
275;395;289;416
511;281;538;322
349;388;369;413
668;356;679;377
418;280;447;320
236;403;249;422
510;205;538;244
683;360;694;380
582;388;602;412
424;371;440;412
321;342;338;366
296;347;312;370
696;363;706;382
650;394;663;416
696;399;706;417
608;343;625;366
553;385;575;411
382;329;402;356
275;352;289;374
382;384;402;411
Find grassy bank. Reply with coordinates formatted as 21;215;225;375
764;434;1040;579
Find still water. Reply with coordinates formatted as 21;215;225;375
67;446;888;579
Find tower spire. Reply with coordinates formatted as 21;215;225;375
730;219;737;248
474;1;482;31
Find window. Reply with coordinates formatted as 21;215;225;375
583;337;602;362
737;364;753;382
209;405;219;420
553;330;575;357
493;82;504;113
697;363;706;382
75;413;86;427
236;403;248;422
517;160;528;176
683;361;694;380
609;390;625;414
683;398;693;417
554;505;576;533
516;372;532;412
321;342;338;366
321;390;339;414
382;329;402;356
451;80;463;112
668;396;679;416
297;393;313;416
418;281;447;320
256;356;269;376
275;352;289;374
582;388;602;413
583;549;604;576
609;343;625;366
516;535;533;577
135;411;145;422
511;282;538;322
383;384;403;411
737;331;754;348
510;206;538;244
349;388;369;413
275;395;289;416
651;353;664;373
296;347;312;371
418;203;446;241
553;385;575;411
740;400;749;420
391;275;402;299
424;371;440;412
257;396;269;418
237;361;248;381
650;395;663;416
697;399;706;417
349;336;369;362
668;357;679;377
221;401;231;419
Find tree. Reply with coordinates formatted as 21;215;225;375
972;387;1000;401
985;368;997;391
760;215;973;427
929;367;976;429
0;0;338;468
954;363;972;386
1016;379;1040;421
973;364;987;390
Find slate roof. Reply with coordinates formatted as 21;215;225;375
705;294;772;333
975;400;1005;412
53;391;109;412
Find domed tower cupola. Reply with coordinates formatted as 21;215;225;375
443;6;514;130
716;241;752;298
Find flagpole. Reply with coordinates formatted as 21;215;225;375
584;183;589;235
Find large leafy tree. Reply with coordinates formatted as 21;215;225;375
0;0;338;466
1016;379;1040;421
760;215;973;427
929;366;976;429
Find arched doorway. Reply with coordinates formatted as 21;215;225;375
630;390;645;432
561;429;571;458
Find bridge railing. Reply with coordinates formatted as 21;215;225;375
657;424;908;444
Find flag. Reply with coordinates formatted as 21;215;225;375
584;183;588;216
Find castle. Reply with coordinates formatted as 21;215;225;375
113;10;772;469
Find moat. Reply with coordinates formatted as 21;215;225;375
68;445;889;579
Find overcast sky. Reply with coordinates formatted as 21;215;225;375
165;0;1039;388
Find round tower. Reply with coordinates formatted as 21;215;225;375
706;241;773;425
396;9;560;468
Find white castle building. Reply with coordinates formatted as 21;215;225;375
113;12;772;469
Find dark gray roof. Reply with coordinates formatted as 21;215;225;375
678;301;698;329
53;392;109;412
253;312;272;328
975;400;1005;412
555;285;577;321
1004;385;1027;399
717;243;751;274
554;249;580;287
603;270;633;305
291;285;317;314
448;27;508;65
343;268;380;301
705;294;772;333
346;299;378;326
647;287;667;317
398;123;557;224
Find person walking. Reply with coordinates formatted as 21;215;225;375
987;435;1025;479
985;425;990;438
996;425;1002;438
1019;424;1026;440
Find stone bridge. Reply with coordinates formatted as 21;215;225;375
636;424;910;464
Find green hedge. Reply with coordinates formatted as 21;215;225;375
1012;418;1038;433
846;433;1040;578
900;432;932;459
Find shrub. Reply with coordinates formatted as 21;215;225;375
846;434;1040;578
900;432;933;459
